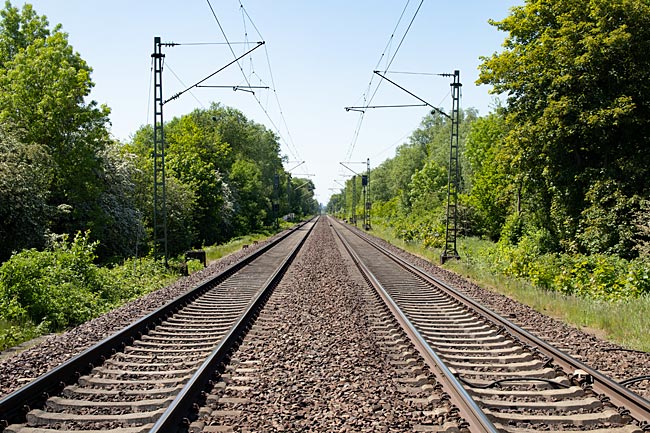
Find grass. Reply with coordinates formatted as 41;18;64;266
203;230;282;263
203;234;266;262
368;222;650;352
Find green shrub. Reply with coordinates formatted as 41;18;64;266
0;232;104;329
549;254;650;301
459;232;650;302
99;257;177;307
0;232;179;351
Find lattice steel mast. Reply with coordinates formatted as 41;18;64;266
152;37;168;265
441;70;462;264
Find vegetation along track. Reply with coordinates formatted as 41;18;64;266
330;216;650;433
0;219;316;433
2;215;649;432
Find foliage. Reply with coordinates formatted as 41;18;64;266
289;177;318;217
126;104;310;255
165;110;234;245
126;126;198;258
230;158;266;234
0;124;52;261
576;179;641;258
0;1;141;261
0;232;178;351
478;0;650;256
91;144;145;261
465;235;650;302
0;232;105;330
98;256;177;307
464;111;512;240
633;199;650;258
349;109;477;245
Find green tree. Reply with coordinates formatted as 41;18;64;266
0;1;51;67
230;159;266;233
291;177;317;216
408;160;447;211
166;112;233;245
0;2;139;260
478;0;650;256
464;111;512;240
0;124;51;260
128;103;288;253
90;144;145;261
126;125;198;257
0;25;112;214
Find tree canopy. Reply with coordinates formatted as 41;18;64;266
330;0;650;261
0;1;125;261
127;104;318;256
0;1;316;264
478;0;650;256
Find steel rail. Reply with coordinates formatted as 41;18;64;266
149;219;315;432
331;218;498;433
339;219;650;426
0;220;311;431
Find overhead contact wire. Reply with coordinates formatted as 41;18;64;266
205;0;302;162
167;62;206;108
239;0;302;163
346;0;424;160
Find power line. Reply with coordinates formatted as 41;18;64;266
371;124;420;159
164;41;265;104
345;0;425;161
170;41;252;46
385;70;440;76
239;0;303;164
345;1;411;160
384;0;424;73
166;62;206;109
204;0;303;163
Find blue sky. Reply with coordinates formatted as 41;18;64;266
18;0;518;204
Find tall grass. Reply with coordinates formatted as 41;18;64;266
203;233;272;263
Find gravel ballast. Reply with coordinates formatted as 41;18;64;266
1;218;647;414
0;233;281;399
195;218;457;432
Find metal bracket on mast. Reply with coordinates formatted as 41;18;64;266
344;69;462;260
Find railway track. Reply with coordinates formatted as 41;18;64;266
186;214;470;432
330;217;650;432
0;219;316;433
1;215;648;432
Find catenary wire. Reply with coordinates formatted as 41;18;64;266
166;62;206;109
345;1;412;160
205;0;302;162
345;0;425;161
239;0;303;164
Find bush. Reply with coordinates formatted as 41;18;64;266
549;254;650;301
479;238;650;301
99;257;177;307
0;232;104;329
0;232;179;351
